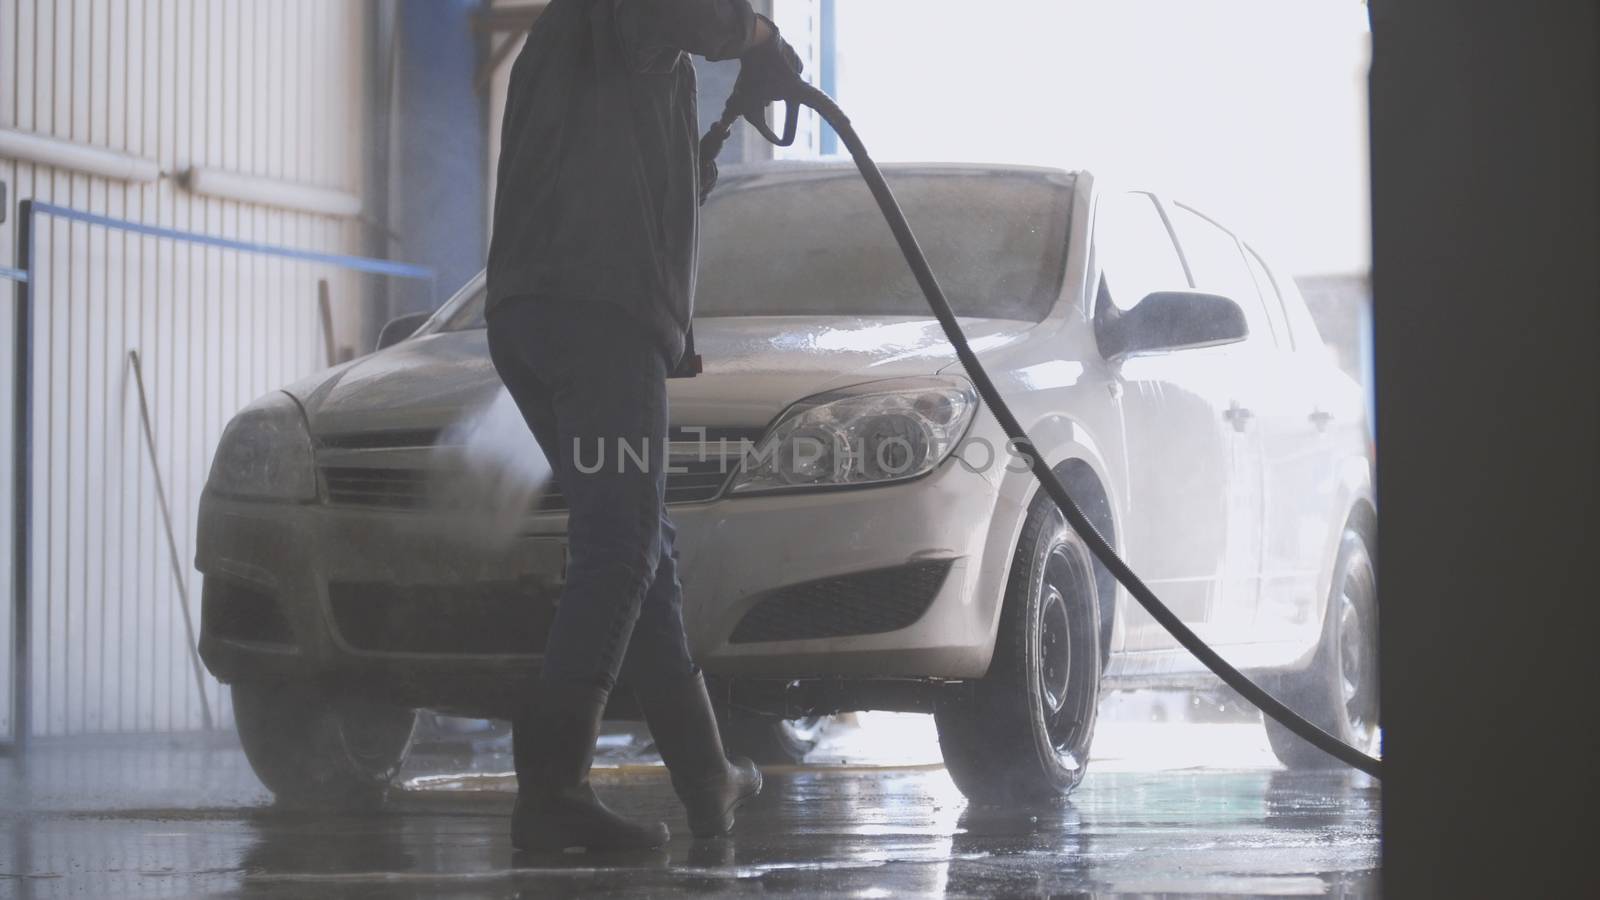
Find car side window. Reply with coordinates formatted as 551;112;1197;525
1245;244;1326;354
1094;191;1191;314
1239;243;1295;349
1167;204;1281;348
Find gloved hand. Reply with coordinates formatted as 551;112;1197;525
699;17;805;204
731;16;804;112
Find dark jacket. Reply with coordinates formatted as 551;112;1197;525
486;0;759;365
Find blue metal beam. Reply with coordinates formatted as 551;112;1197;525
26;202;435;280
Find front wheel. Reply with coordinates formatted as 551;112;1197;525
1265;527;1380;768
232;680;417;805
935;496;1103;805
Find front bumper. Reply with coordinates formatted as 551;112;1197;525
674;462;1001;677
196;493;566;715
195;459;1006;714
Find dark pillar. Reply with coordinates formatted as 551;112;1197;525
1371;3;1599;896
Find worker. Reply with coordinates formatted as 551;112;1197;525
484;0;803;853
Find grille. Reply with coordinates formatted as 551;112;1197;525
328;580;559;655
317;428;443;450
728;559;954;644
202;578;295;646
323;465;431;508
318;426;764;511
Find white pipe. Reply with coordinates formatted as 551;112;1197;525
184;167;363;219
0;127;161;182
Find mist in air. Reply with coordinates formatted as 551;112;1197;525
430;388;553;550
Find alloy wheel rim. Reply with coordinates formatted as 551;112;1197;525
781;716;828;745
1039;583;1072;715
1037;530;1097;762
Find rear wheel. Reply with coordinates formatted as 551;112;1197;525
232;679;417;805
1265;528;1380;768
723;715;835;765
935;496;1103;805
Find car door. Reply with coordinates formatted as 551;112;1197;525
1094;192;1249;651
1162;202;1283;646
1241;247;1351;644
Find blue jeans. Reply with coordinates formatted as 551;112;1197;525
486;297;696;692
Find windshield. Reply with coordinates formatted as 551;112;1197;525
433;167;1074;330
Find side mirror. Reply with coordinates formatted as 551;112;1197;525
1096;290;1249;360
376;311;433;350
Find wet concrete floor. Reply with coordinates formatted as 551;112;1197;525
0;715;1380;897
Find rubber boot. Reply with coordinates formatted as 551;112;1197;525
511;682;670;853
636;671;763;838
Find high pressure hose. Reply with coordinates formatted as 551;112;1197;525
703;82;1384;779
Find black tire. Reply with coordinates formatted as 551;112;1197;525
1265;527;1380;769
232;680;417;805
723;715;834;765
935;493;1103;805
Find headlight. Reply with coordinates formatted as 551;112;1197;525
729;377;978;495
207;392;317;501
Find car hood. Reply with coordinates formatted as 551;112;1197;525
289;315;1034;437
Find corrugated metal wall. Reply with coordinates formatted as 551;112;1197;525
1;0;373;737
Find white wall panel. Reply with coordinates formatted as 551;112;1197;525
0;0;20;739
1;0;375;737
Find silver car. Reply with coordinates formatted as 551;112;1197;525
197;163;1377;804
